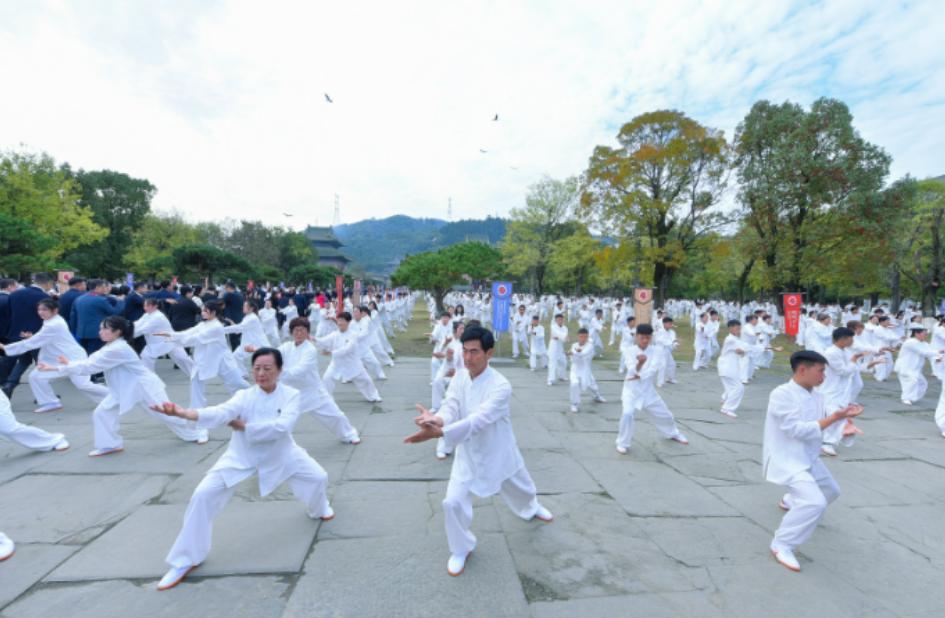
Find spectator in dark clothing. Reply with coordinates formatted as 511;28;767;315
59;277;87;333
222;282;244;350
69;279;121;356
1;273;53;397
123;281;148;353
168;286;202;331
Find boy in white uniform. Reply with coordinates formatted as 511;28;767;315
568;328;606;413
764;350;863;572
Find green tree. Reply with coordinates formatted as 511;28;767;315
276;230;318;276
127;212;203;280
391;242;503;311
895;177;945;312
0;213;56;276
581;110;730;305
64;169;155;278
287;264;340;288
173;244;251;283
0;151;107;270
546;228;602;295
500;176;580;294
734;98;891;302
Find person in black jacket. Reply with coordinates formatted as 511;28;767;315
168;286;202;331
222;282;244;350
1;273;53;397
58;277;87;333
123;282;149;353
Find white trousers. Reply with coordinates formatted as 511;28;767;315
93;399;207;450
617;395;681;449
772;460;840;552
1;403;63;451
692;343;709;370
874;353;893;381
934;384;945;433
361;350;386;380
141;345;195;377
442;466;540;557
189;366;250;410
529;347;548;371
569;375;601;407
658;351;676;385
547;348;567;384
431;375;451;411
720;375;745;414
165;462;329;569
302;391;359;441
371;342;394;367
512;331;529;358
323;367;380;402
899;372;928;403
27;369;108;408
430;357;443;383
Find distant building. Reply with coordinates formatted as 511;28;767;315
304;226;352;271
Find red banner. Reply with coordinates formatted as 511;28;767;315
353;279;362;305
335;275;345;315
783;293;803;336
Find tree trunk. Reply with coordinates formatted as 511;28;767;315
890;265;902;313
434;289;447;314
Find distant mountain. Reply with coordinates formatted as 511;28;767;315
333;215;507;275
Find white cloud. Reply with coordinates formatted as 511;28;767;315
0;0;942;229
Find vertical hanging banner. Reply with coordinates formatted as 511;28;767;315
354;279;362;304
246;279;255;292
335;275;345;315
783;293;803;336
125;273;134;288
491;281;513;332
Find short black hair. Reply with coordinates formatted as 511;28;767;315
636;323;654;335
832;327;855;341
33;272;53;285
337;311;352;322
0;278;14;290
38;298;58;312
289;316;310;332
662;317;673;324
790;350;827;372
578;327;589;335
554;313;564;319
727;319;741;328
440;311;451;319
460;325;495;351
69;277;86;286
251;347;283;369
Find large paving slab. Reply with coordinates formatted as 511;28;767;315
2;577;290;618
47;501;319;581
282;533;530;618
0;473;171;544
0;543;78;608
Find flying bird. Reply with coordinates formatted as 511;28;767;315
479;149;488;153
324;93;333;103
492;114;499;121
509;166;519;170
282;212;294;217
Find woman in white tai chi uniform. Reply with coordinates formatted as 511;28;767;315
224;300;271;377
152;346;334;591
37;315;207;457
316;311;382;403
246;316;360;444
0;298;107;413
134;298;195;376
155;300;250;410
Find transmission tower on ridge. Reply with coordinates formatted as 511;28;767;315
448;197;453;221
332;194;340;226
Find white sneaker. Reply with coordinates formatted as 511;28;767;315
546;382;553;387
0;534;14;561
778;498;790;511
157;564;196;590
902;399;913;406
671;433;689;445
569;405;578;413
195;432;209;445
316;505;335;521
88;446;124;457
821;444;837;457
53;437;70;452
533;505;554;522
34;402;63;414
593;396;607;403
346;435;362;445
447;552;469;576
616;445;628;455
720;409;738;418
370;398;383;403
436;452;449;460
771;546;800;572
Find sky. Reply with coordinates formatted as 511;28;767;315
1;0;942;229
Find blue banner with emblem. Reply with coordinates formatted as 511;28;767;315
491;281;513;332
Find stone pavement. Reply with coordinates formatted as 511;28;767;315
2;353;945;617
